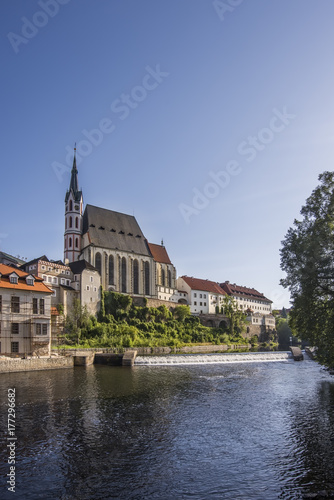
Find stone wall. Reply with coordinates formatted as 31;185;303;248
0;356;73;374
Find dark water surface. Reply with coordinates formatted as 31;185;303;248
1;354;334;499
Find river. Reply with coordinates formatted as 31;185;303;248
1;352;334;499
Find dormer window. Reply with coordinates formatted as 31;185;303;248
9;273;19;284
128;233;133;236
110;228;116;232
89;224;95;228
98;226;105;230
26;275;35;286
119;230;124;235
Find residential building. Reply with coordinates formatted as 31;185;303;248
69;260;101;315
177;276;227;314
147;242;177;302
0;264;53;356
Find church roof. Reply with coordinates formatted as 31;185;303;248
147;243;172;264
82;204;151;257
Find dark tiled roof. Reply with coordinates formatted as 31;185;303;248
180;276;226;295
69;260;98;274
82;204;151;257
21;255;49;268
220;281;272;303
147;243;172;264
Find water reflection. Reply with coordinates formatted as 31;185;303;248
0;360;333;499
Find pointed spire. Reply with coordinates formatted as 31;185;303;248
69;144;79;194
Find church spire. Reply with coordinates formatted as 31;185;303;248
65;145;81;203
69;145;79;194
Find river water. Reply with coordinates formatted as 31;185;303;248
1;352;334;499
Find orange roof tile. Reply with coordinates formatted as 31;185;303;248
147;242;172;264
180;276;226;295
0;264;53;294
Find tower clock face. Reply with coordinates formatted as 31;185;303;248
75;205;79;211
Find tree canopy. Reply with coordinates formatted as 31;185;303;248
280;171;334;367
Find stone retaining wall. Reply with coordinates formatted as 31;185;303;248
0;356;73;374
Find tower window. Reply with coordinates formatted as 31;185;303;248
75;238;78;248
69;237;72;248
69;217;72;228
69;200;73;211
75;217;78;228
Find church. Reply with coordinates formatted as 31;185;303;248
64;148;177;302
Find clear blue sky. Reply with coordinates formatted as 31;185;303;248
2;0;334;308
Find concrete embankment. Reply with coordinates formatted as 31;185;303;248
290;346;304;361
0;356;73;373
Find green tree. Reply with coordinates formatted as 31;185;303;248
173;305;191;322
280;171;334;368
64;299;90;345
222;296;247;336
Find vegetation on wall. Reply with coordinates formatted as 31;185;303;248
61;291;249;349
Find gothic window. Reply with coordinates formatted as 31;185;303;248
69;200;73;211
133;259;139;294
69;237;72;248
95;253;102;276
109;255;114;285
121;257;127;293
161;267;165;286
69;217;72;228
75;217;78;228
105;253;108;285
168;269;172;288
144;261;150;295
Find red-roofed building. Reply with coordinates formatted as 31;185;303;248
147;242;177;302
220;281;275;330
0;264;53;356
177;276;227;314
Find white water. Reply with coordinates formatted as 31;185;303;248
135;351;291;366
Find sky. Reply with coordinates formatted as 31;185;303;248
2;0;334;309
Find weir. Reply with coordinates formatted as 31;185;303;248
135;351;291;366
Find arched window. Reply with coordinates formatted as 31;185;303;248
168;269;172;288
133;259;139;294
121;257;127;293
95;252;101;276
64;238;67;249
144;261;150;295
75;238;78;248
69;217;72;228
69;200;73;211
109;255;114;285
65;218;67;229
75;217;78;228
161;268;165;286
69;237;72;248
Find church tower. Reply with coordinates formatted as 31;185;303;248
64;147;83;263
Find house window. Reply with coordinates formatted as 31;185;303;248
36;324;41;335
200;294;202;298
194;301;197;306
11;342;19;353
200;302;202;306
90;276;93;282
204;294;206;298
194;293;197;298
11;323;19;334
33;298;38;314
52;277;57;284
11;297;20;313
40;299;45;315
94;287;97;292
10;275;18;284
204;302;206;306
26;277;34;286
86;285;90;291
